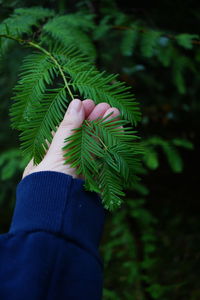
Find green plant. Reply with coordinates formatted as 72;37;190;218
143;137;194;172
0;7;141;211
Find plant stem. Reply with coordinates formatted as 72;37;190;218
0;34;74;99
0;34;25;44
85;120;108;150
28;42;74;99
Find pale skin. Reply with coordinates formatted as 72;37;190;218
23;99;121;180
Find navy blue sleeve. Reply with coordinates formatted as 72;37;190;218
0;171;106;300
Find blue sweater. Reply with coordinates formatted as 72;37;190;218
0;171;106;300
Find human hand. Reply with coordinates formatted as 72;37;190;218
22;99;120;180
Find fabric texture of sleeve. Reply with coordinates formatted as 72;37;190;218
0;171;106;300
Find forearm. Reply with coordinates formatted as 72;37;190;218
0;171;106;300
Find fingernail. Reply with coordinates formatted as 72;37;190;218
69;99;82;112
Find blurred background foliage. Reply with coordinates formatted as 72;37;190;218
0;0;199;299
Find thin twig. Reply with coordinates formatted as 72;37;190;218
85;120;108;151
0;34;74;99
112;25;200;45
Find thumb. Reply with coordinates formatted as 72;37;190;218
47;99;85;156
60;99;85;128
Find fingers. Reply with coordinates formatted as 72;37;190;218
60;99;85;128
87;102;111;121
82;99;95;118
87;103;122;129
102;107;120;121
47;99;85;155
102;107;124;132
43;99;122;159
43;99;95;157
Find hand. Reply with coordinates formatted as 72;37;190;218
22;99;120;180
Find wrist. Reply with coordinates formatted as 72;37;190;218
23;157;82;180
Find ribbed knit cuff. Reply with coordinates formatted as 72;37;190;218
9;171;106;252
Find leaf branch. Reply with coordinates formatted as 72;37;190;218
0;34;74;99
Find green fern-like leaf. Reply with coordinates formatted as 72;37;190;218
140;30;161;58
60;56;141;125
71;71;141;126
143;136;193;173
157;44;174;67
99;160;125;210
0;148;28;180
172;55;193;94
62;120;103;193
0;7;54;59
42;14;96;60
63;114;140;211
9;52;56;130
50;48;141;125
162;143;183;173
19;88;69;164
121;26;138;56
171;138;194;149
0;8;142;211
176;33;199;49
143;148;159;170
0;7;54;37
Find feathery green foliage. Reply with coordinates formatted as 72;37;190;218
143;137;194;173
63;114;140;210
0;7;54;59
0;148;27;181
0;148;28;207
19;87;68;164
176;33;199;49
0;7;141;211
0;7;54;36
42;14;96;60
140;30;161;58
70;70;141;125
10;52;56;130
121;25;138;56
